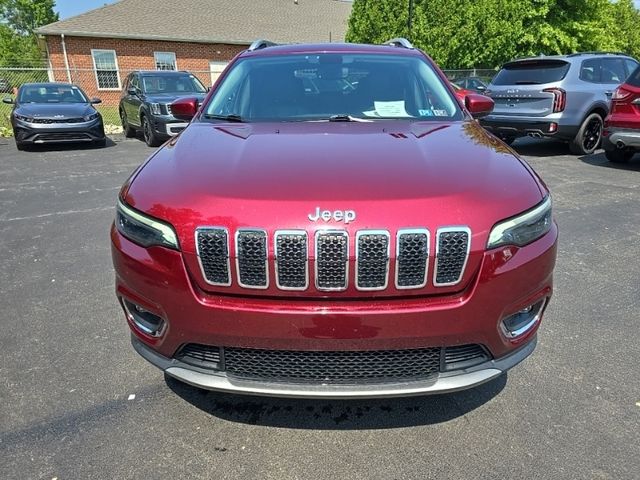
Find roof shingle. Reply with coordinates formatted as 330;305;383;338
38;0;353;45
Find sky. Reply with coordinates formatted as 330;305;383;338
54;0;640;20
54;0;118;20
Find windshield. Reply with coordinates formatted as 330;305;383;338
18;84;89;103
492;60;570;85
141;74;206;94
628;65;640;87
204;53;461;121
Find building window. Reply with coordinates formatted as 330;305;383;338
154;52;177;71
91;49;120;90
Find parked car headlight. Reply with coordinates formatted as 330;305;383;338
83;112;100;122
150;103;161;115
116;199;179;250
487;196;552;249
14;113;33;122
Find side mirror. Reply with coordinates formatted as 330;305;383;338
127;88;138;96
2;97;14;104
465;93;494;119
171;96;199;121
90;97;102;104
476;85;486;92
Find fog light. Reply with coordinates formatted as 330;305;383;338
121;298;166;337
500;299;546;339
549;122;558;133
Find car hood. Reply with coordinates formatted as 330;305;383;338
124;120;547;297
143;93;207;103
16;102;95;118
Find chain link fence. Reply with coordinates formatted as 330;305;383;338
0;66;497;135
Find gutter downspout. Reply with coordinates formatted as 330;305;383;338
61;34;71;83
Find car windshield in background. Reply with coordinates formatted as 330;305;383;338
141;74;206;94
492;60;571;85
628;65;640;87
18;85;89;103
205;53;462;122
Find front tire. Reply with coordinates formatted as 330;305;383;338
142;115;162;147
15;141;25;151
93;138;107;148
570;113;603;155
605;148;634;163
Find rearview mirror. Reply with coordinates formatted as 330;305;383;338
90;97;102;104
2;97;14;104
171;96;199;121
465;93;494;119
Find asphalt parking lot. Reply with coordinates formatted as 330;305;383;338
1;135;639;480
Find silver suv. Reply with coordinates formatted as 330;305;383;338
480;53;639;154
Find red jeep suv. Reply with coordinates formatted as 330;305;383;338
603;64;640;163
111;39;557;398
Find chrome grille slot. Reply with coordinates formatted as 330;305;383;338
196;227;231;286
315;231;348;291
434;227;470;286
396;229;429;289
236;229;268;288
275;230;308;290
356;230;390;290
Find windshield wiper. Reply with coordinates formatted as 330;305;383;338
203;113;244;122
328;114;372;122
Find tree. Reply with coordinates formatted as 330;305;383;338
0;0;58;67
346;0;640;69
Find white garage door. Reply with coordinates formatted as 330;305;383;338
209;61;228;86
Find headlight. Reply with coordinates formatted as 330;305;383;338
150;103;161;115
14;113;33;122
83;112;99;122
487;196;552;249
115;199;179;250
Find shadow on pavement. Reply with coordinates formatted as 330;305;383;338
511;137;570;157
14;137;117;152
166;373;507;430
579;151;640;171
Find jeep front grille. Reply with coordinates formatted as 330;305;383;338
275;230;308;290
196;227;231;286
236;229;268;288
396;229;430;289
315;231;348;291
195;226;471;292
356;231;390;290
434;227;471;286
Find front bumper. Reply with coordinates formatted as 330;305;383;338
602;127;640;150
13;118;105;144
150;115;188;136
133;334;536;398
112;223;557;397
480;115;577;140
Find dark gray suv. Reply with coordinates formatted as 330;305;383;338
481;53;639;154
119;71;207;147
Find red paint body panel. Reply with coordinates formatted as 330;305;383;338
605;83;640;130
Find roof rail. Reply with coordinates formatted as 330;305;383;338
248;39;278;51
385;38;414;49
566;51;628;57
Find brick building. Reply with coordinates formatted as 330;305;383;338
37;0;352;105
